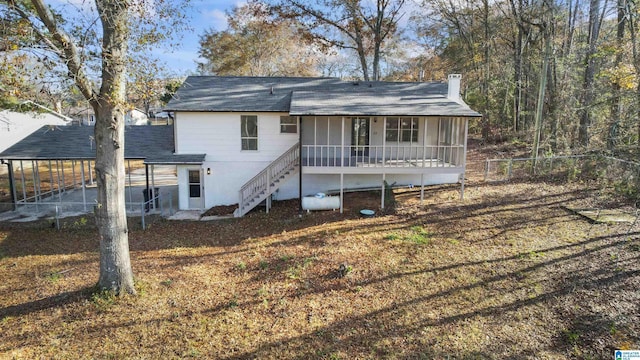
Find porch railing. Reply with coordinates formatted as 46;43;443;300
301;145;464;168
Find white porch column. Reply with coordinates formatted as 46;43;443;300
381;173;386;209
420;173;425;204
313;116;317;166
382;117;386;166
339;173;344;214
341;116;345;167
460;118;470;200
423;117;428;167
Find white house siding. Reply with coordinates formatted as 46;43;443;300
0;111;69;153
174;112;465;209
175;112;299;208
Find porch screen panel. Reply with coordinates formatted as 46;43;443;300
241;115;258;150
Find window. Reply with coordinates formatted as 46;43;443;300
385;117;418;142
280;116;297;133
188;170;200;198
241;115;258;150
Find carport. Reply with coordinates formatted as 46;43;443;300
0;125;204;215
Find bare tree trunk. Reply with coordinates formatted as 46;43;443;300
578;0;601;148
19;0;135;295
532;27;550;168
94;0;135;295
607;0;626;151
481;0;491;140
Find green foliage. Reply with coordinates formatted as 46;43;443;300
385;226;431;245
235;261;247;271
159;79;183;105
91;290;117;312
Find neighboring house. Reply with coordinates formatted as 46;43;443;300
148;109;173;125
125;108;150;126
0;109;70;153
165;75;481;216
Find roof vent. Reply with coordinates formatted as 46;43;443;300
270;86;274;95
352;81;359;86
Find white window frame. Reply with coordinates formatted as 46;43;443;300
386;117;419;143
280;115;298;134
241;115;258;151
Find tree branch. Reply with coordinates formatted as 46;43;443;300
28;0;97;104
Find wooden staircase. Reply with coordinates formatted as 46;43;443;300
234;143;300;217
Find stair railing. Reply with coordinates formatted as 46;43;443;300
236;142;300;216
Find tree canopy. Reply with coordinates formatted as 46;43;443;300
198;1;321;76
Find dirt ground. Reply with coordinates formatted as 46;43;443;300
0;139;639;359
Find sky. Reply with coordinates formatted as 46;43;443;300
155;0;242;75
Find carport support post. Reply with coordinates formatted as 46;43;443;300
80;160;87;212
32;161;40;209
151;164;156;210
56;161;63;201
88;160;93;185
145;164;150;210
127;160;133;211
71;160;76;189
48;160;54;199
20;161;26;204
60;160;65;194
7;161;17;211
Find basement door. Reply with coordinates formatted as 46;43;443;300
188;169;203;209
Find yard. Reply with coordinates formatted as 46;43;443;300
1;144;639;358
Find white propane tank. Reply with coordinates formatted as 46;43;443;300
301;195;340;211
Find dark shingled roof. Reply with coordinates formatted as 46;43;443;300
0;125;205;164
165;76;481;117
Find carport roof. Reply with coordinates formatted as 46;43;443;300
0;125;205;164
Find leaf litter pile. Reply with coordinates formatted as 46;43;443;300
1;155;640;358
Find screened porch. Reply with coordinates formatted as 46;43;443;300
300;115;468;171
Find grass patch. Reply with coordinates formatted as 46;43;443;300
385;225;431;244
0;180;638;358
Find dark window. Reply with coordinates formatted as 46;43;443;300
188;170;200;197
280;116;297;133
386;117;418;142
241;115;258;150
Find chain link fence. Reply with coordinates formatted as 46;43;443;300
0;191;174;230
484;154;640;198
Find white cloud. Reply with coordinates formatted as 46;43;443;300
201;9;228;31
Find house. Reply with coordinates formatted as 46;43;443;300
0;109;71;154
125;108;150;126
164;75;481;216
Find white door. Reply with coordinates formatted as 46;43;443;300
188;169;203;209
